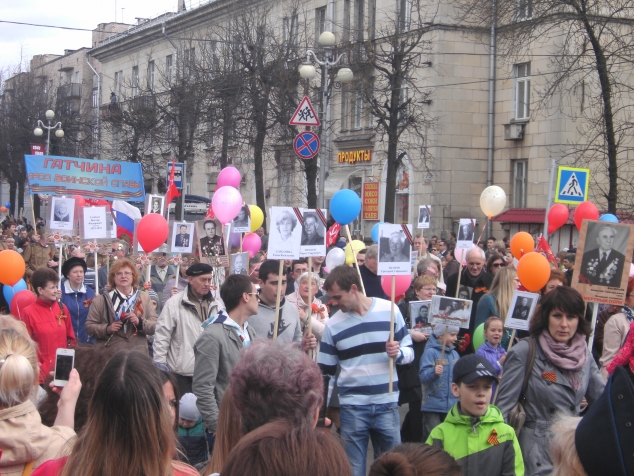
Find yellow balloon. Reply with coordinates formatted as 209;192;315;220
345;240;366;265
249;205;264;232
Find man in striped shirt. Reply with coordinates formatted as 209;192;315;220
318;265;414;476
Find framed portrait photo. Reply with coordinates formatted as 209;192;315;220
171;221;194;254
300;208;327;258
81;206;109;240
49;197;75;231
230;252;249;275
417;205;431;229
268;207;301;260
409;300;433;334
430;295;473;329
505;290;539;331
377;223;413;275
457;218;475;250
197;218;228;266
231;205;251;233
146;194;165;216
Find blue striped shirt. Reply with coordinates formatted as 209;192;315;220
318;298;414;405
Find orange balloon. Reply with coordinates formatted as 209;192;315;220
517;252;551;292
0;250;26;286
510;232;535;260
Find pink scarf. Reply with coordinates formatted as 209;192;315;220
539;331;587;391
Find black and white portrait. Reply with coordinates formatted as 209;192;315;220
268;207;302;260
430;295;473;329
230;252;249;275
505;291;540;331
232;206;251;233
171;222;194;253
300;209;327;258
377;223;413;276
457;218;475;250
146;194;165;215
49;197;75;231
197;218;225;259
409;300;432;333
457;286;472;301
579;223;628;287
417;205;431;229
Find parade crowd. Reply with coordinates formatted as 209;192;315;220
1;214;633;476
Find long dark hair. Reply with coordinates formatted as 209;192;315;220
529;286;591;337
61;350;177;476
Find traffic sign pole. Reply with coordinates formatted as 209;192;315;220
544;159;557;239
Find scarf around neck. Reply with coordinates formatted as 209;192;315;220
539;331;587;391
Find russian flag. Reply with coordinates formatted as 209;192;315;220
112;200;142;241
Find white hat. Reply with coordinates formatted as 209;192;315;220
434;323;460;337
179;393;201;422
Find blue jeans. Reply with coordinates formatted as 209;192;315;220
340;403;401;476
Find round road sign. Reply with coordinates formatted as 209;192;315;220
293;131;320;160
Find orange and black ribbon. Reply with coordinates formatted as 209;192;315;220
487;429;499;445
542;371;557;383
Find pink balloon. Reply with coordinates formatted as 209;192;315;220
242;233;262;258
217;167;241;189
212;186;243;224
380;275;412;298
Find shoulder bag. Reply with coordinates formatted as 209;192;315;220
502;337;536;435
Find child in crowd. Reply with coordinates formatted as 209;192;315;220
475;317;507;401
426;354;524;476
178;393;208;467
419;323;460;441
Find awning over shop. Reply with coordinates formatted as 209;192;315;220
491;207;634;225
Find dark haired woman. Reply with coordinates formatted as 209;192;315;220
369;443;462;476
20;268;76;383
495;286;605;475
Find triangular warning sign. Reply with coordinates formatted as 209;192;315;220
559;172;584;197
289;96;320;127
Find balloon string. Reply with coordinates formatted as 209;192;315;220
474;218;490;248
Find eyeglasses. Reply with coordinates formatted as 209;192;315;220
246;292;260;301
491;262;505;268
115;271;133;277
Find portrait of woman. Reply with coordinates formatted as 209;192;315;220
276;210;297;241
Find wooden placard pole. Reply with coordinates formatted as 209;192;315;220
29;194;36;229
388;275;396;393
57;241;64;290
145;259;151;287
587;303;599;352
454;249;464;299
174;254;181;286
344;224;366;296
239;233;243;253
94;249;99;295
305;257;314;360
272;259;285;339
418;228;425;262
507;329;517;351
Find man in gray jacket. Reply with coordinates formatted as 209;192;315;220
192;274;258;444
251;259;303;343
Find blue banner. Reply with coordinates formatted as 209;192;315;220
25;155;145;202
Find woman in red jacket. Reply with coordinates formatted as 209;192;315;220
20;267;76;383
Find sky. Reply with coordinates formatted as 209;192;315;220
0;0;182;71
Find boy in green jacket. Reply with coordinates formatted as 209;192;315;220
426;354;524;476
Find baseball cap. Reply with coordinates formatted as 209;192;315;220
453;354;497;384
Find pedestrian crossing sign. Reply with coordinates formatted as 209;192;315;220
555;166;590;204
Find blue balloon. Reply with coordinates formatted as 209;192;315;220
329;189;361;225
599;213;619;223
3;202;10;208
3;279;27;306
371;222;386;243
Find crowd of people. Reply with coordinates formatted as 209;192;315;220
1;213;633;476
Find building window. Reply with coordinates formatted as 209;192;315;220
183;49;195;79
75;71;80;83
353;92;363;129
517;0;532;20
340;90;349;130
166;55;173;83
114;71;123;95
92;88;99;108
513;159;528;208
316;7;326;41
399;84;408;121
514;63;530;120
132;66;139;97
283;14;299;45
355;0;364;42
148;61;155;90
343;0;350;42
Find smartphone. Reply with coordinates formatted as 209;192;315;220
53;348;75;387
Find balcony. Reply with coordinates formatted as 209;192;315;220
57;83;82;100
100;103;123;121
129;95;155;112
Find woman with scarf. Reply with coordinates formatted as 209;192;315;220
286;271;328;359
20;268;76;383
495;286;605;476
600;277;634;380
86;259;156;353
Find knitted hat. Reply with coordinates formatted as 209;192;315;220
147;289;159;304
575;366;634;476
434;323;460;337
179;393;201;422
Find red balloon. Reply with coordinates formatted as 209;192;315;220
380;275;411;298
574;201;599;230
73;195;87;207
10;289;36;320
547;204;569;234
137;213;169;253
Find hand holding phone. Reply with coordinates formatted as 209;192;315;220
53;348;75;387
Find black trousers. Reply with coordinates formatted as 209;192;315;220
175;374;193;397
400;400;423;443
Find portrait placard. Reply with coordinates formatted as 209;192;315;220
572;220;634;305
230;252;249;275
409;300;433;334
231;206;251;233
197;218;228;266
268;207;301;260
417;205;431;229
49;197;75;231
430;295;473;329
170;221;194;254
300;208;327;258
81;206;108;240
146;194;165;215
457;218;475;250
377;223;413;275
505;290;540;331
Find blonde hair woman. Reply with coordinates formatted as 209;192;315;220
0;327;81;475
474;267;520;348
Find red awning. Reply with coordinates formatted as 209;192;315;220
492;207;634;225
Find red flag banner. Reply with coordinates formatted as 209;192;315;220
536;235;558;267
326;223;341;247
165;160;181;205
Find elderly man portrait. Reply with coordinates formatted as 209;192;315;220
381;231;410;263
301;212;324;246
579;225;626;287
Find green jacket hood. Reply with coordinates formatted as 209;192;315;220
444;403;505;428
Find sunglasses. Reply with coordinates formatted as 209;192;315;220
491;262;506;268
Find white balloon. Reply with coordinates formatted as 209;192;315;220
480;186;507;218
325;247;347;271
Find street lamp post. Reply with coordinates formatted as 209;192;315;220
299;32;354;209
34;110;64;155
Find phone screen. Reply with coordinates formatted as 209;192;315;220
55;354;74;381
